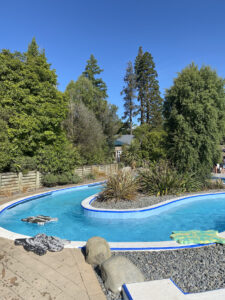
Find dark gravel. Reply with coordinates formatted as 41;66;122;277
92;189;225;210
94;244;225;299
93;189;225;299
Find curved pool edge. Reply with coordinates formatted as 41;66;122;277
0;185;225;251
81;191;225;219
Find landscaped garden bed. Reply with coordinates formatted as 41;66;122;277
95;244;225;300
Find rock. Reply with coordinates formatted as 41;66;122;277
100;255;145;294
86;236;111;265
14;233;70;256
21;215;58;225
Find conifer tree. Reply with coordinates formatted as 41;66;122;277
121;61;137;134
134;46;145;124
82;54;107;99
135;47;163;127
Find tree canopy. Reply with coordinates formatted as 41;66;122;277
0;39;80;173
134;47;163;127
164;63;225;177
121;61;137;134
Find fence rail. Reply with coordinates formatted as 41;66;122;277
0;164;118;196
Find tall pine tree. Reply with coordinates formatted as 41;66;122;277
121;61;137;134
134;46;145;124
82;54;107;99
135;47;163;127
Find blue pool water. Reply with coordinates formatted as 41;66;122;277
1;185;225;242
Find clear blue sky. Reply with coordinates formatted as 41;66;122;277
1;0;225;118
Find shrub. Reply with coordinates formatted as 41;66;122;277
99;169;138;201
57;173;70;185
55;172;81;186
138;160;202;196
85;173;96;180
10;156;37;174
205;179;224;190
42;174;58;187
71;174;81;184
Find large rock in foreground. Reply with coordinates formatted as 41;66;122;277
85;236;111;265
100;255;145;293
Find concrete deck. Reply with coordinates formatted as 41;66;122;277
123;279;225;300
0;238;106;300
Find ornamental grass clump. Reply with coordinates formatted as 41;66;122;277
99;169;138;201
138;160;201;196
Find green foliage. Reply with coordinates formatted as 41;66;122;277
121;61;137;134
134;46;163;126
0;39;76;174
10;156;36;173
0;117;12;172
65;73;120;163
99;169;138;201
164;63;225;178
42;172;81;187
138;160;202;196
84;173;96;180
205;179;224;190
121;125;167;166
64;101;107;164
42;174;58;187
82;54;107;99
36;137;81;174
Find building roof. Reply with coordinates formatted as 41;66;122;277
114;135;134;146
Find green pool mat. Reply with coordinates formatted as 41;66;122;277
170;230;225;245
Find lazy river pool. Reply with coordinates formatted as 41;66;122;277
0;184;225;242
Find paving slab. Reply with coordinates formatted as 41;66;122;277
0;237;106;300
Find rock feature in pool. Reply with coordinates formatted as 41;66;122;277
21;215;58;225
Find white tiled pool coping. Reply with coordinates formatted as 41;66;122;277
122;279;225;300
0;183;225;251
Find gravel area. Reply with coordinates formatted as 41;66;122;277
92;189;225;210
94;244;225;300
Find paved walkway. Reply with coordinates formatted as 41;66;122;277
0;238;106;300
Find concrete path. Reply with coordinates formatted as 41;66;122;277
0;238;106;300
123;279;225;300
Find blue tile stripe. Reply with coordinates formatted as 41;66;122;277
0;181;105;215
170;278;188;294
110;243;214;251
85;192;225;214
122;284;133;300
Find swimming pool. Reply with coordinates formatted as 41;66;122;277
0;184;225;243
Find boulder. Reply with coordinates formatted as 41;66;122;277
100;255;145;294
85;236;111;265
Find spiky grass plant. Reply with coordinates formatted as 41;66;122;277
99;169;138;201
138;160;202;196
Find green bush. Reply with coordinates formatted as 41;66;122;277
138;160;202;196
42;174;58;187
10;156;37;174
71;174;81;184
205;179;224;190
99;169;138;201
57;173;70;185
85;173;96;180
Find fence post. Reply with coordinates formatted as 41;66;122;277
18;172;23;192
36;171;40;189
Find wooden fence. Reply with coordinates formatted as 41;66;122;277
0;164;118;196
